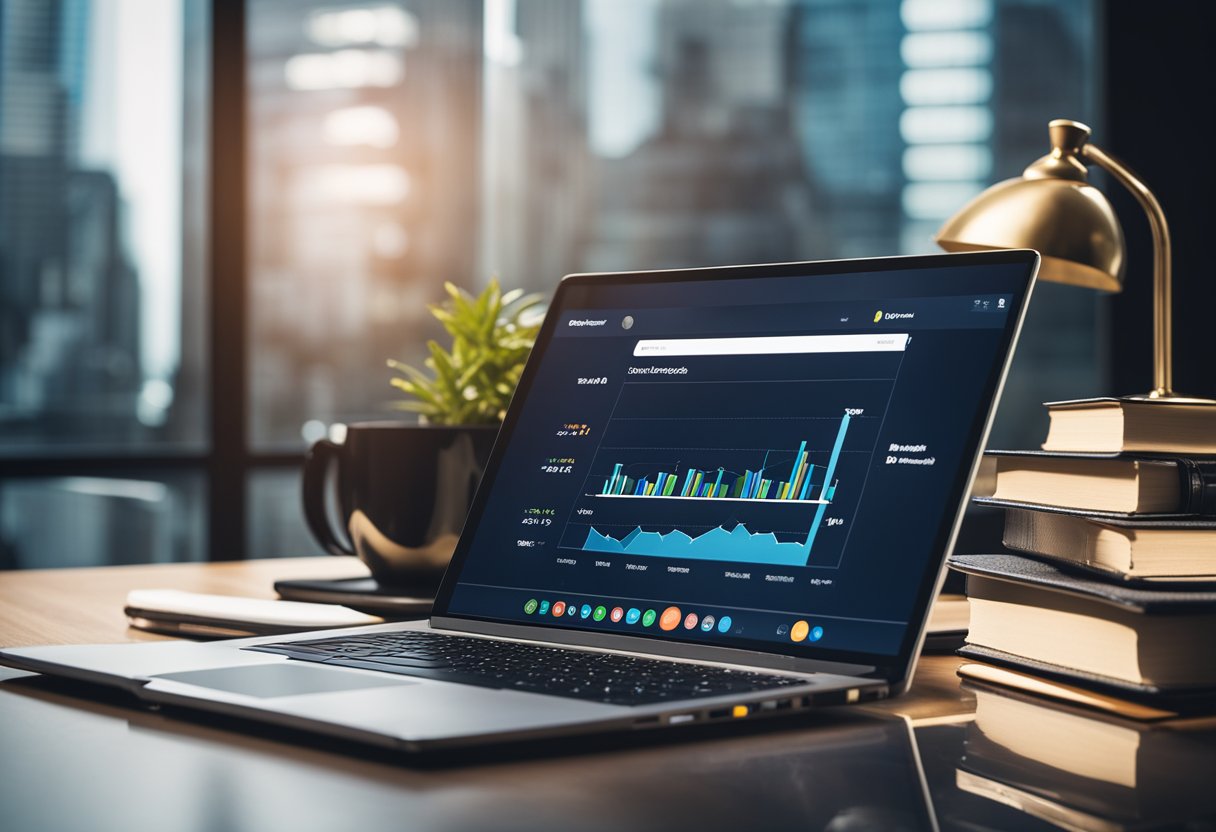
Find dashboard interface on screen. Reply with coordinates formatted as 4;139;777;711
438;258;1033;663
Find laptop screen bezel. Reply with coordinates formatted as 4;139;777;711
429;250;1039;684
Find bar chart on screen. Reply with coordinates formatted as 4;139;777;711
557;373;895;569
593;414;851;504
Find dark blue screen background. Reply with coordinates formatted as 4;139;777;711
438;260;1032;663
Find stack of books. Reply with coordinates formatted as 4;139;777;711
952;396;1216;714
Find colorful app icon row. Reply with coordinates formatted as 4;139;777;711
656;606;732;634
788;619;824;643
522;599;733;635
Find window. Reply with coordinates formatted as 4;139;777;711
1;0;208;452
247;0;483;451
0;0;209;567
2;0;1102;566
247;0;1102;456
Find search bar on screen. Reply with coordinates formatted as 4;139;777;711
633;333;909;358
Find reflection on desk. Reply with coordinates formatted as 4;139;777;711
3;558;1215;831
959;682;1216;830
0;669;933;832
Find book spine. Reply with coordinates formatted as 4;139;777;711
1002;509;1095;562
1182;459;1216;516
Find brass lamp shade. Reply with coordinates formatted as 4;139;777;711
935;118;1209;401
935;175;1125;292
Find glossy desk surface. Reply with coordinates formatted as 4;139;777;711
0;558;1209;831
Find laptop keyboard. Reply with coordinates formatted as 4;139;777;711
246;631;809;706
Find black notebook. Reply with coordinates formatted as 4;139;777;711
274;577;433;617
949;554;1216;712
950;553;1216;611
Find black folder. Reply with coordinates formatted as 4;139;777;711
949;554;1216;712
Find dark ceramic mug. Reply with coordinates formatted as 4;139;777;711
301;422;497;589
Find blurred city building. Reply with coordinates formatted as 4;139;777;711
0;2;143;446
248;0;483;448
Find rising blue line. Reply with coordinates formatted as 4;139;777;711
802;412;851;558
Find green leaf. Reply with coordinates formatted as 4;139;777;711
388;278;545;425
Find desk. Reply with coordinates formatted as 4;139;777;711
0;557;371;647
0;558;1209;831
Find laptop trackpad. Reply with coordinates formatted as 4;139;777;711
155;663;416;698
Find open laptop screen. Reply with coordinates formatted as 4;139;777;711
432;252;1037;675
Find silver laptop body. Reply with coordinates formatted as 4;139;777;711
1;252;1038;753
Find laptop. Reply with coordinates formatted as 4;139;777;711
0;251;1038;753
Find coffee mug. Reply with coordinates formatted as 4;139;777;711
301;422;497;589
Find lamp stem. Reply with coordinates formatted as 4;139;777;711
1081;143;1174;398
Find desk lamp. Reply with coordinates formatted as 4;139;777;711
935;118;1212;404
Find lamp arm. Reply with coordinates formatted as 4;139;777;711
1081;143;1174;398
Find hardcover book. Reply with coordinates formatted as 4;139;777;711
1042;397;1216;454
949;554;1216;710
973;449;1216;516
1002;508;1216;581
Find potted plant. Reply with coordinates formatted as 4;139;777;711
388;279;545;427
302;279;544;587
